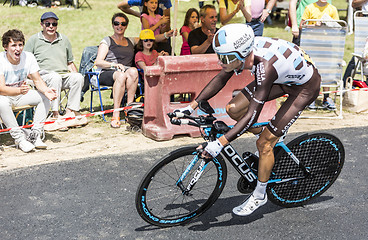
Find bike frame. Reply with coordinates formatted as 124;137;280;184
176;122;310;193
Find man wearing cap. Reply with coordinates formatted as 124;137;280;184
24;12;86;131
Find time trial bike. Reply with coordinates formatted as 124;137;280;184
135;101;345;227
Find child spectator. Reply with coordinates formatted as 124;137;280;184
141;0;169;35
180;8;200;55
135;29;168;71
301;0;339;110
141;0;171;52
289;0;332;46
301;0;338;27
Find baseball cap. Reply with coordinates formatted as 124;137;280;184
139;29;155;40
40;12;59;22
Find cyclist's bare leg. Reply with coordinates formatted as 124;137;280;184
256;128;280;183
226;91;263;135
232;127;279;216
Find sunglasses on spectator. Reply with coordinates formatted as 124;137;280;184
143;39;154;42
43;22;58;27
113;21;128;27
217;53;238;65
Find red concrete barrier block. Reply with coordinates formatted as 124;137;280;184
142;54;277;141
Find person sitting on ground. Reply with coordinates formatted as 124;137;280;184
0;29;57;152
135;29;168;72
180;8;200;55
219;0;252;26
301;0;339;111
188;4;219;54
24;12;87;131
94;12;140;128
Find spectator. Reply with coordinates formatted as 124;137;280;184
289;0;332;46
24;12;87;131
0;29;57;152
135;29;168;71
188;4;218;54
141;0;172;52
342;0;368;87
141;0;169;35
301;0;339;111
94;13;139;128
301;0;339;26
247;0;277;36
180;8;199;55
117;0;171;33
219;0;252;26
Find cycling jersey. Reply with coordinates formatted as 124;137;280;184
253;37;315;85
195;37;321;140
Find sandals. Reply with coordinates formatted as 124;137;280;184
110;116;121;128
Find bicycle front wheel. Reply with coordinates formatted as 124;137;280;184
268;133;345;207
135;146;227;227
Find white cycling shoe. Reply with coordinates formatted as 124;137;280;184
232;194;268;216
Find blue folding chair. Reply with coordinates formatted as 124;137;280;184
86;68;144;122
85;70;112;122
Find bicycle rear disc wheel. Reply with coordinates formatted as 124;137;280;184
268;133;345;207
135;146;227;227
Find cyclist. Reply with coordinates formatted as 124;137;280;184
174;23;321;216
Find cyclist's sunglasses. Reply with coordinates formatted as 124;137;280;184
217;53;238;65
43;22;58;27
143;39;154;42
113;21;128;27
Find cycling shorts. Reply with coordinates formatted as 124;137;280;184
242;67;321;137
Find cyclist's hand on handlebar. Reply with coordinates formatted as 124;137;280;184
197;139;224;159
173;105;194;117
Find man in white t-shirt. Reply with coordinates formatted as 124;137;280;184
0;29;57;153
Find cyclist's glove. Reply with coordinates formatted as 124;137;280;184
173;105;194;116
204;139;224;158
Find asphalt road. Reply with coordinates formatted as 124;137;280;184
0;127;367;240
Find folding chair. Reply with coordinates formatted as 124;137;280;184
12;105;35;126
58;89;69;115
86;67;145;121
300;19;347;119
85;70;112;122
0;105;35;131
350;11;368;82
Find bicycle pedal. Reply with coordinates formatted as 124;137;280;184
237;177;255;194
